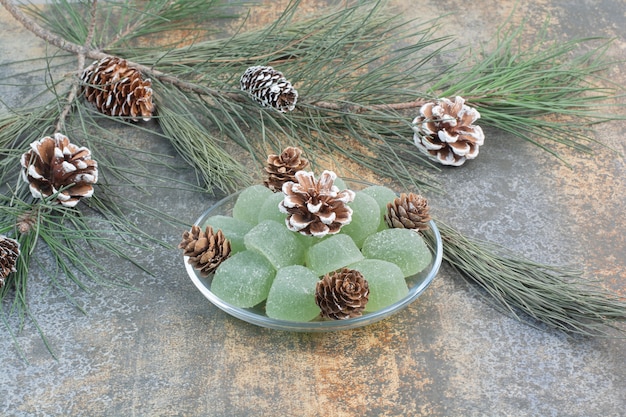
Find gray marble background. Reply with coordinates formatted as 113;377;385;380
1;1;625;416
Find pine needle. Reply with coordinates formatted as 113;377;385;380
122;0;454;191
20;0;242;49
424;221;626;337
153;80;253;193
431;19;623;160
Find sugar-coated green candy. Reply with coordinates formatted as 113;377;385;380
258;191;287;224
233;185;273;225
265;265;321;322
244;220;305;269
340;191;381;248
348;259;408;312
305;234;364;276
203;215;253;253
360;185;397;231
211;250;276;308
361;228;431;277
295;231;319;250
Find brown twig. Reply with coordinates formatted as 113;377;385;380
84;0;98;48
307;98;427;113
55;0;99;133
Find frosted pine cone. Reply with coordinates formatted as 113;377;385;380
0;235;20;287
20;133;98;207
385;193;431;231
240;66;298;112
81;57;154;121
315;268;369;320
279;170;355;237
179;225;231;276
412;96;484;166
263;146;309;192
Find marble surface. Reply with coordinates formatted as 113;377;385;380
1;1;625;416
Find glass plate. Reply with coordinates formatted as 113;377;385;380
184;187;443;332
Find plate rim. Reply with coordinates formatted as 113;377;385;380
184;186;443;332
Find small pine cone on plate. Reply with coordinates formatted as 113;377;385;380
0;235;20;287
412;96;484;166
179;225;231;276
20;133;98;207
263;146;309;192
385;192;431;231
279;170;355;237
240;65;298;112
81;56;154;121
315;268;369;320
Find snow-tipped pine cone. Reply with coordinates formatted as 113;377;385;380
412;96;484;166
20;133;98;207
279;170;355;237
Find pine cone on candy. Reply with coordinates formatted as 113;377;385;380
279;170;355;237
81;57;154;121
412;96;484;166
20;133;98;207
385;192;431;231
315;268;369;320
263;146;309;192
240;66;298;112
0;235;20;287
179;225;231;276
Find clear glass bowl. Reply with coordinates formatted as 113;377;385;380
184;186;443;332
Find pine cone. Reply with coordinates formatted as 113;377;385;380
179;225;231;276
279;170;355;237
412;96;484;166
20;133;98;207
16;210;37;234
315;268;369;320
263;146;309;192
81;57;154;121
385;193;431;231
240;66;298;112
0;235;20;287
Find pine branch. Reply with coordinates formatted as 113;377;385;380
0;0;227;98
54;0;99;133
308;98;428;113
424;221;626;336
0;1;433;114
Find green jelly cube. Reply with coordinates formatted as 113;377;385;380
340;191;381;248
348;259;408;312
244;220;305;269
360;185;398;213
211;250;276;308
203;215;253;253
295;231;318;250
360;185;398;231
257;191;287;224
361;228;431;277
233;185;273;225
305;234;364;276
265;265;321;322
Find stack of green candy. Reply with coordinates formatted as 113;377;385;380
202;182;432;321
